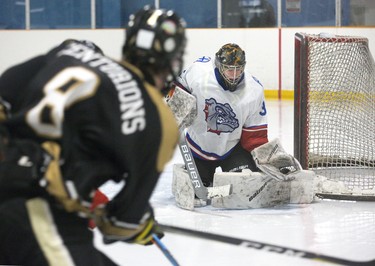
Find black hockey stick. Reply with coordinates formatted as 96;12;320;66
178;129;232;200
159;224;375;266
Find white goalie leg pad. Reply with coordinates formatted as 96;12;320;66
211;170;291;209
289;170;316;204
172;164;194;210
171;164;179;197
212;169;317;208
172;164;207;210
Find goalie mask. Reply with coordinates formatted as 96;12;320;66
122;5;187;85
215;43;246;91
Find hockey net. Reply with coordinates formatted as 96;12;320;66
294;32;375;201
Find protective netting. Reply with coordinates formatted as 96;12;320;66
304;34;375;192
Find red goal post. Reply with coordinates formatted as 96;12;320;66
294;32;375;201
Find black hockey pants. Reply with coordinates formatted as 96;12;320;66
0;197;118;266
193;143;259;187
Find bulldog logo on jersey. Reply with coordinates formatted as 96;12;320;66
204;98;239;134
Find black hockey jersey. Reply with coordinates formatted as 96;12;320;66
0;40;178;224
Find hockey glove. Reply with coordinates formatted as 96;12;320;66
94;208;164;246
0;137;51;200
165;84;197;129
251;138;302;181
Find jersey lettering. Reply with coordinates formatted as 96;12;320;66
26;67;99;138
259;101;267;116
88;55;146;135
57;42;103;64
194;56;211;63
58;44;146;135
104;67;146;135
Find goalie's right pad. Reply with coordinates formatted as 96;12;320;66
172;164;207;210
251;138;302;181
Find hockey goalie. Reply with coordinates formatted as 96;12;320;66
166;43;318;210
166;85;317;210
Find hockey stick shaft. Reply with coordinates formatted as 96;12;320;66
159;224;375;266
178;129;207;199
152;234;180;266
178;129;232;200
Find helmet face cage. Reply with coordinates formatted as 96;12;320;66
123;6;186;84
215;43;246;91
219;63;245;85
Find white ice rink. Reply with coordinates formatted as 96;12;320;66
94;100;375;266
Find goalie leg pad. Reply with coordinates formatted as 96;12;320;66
211;169;317;209
211;170;290;209
289;170;315;204
172;164;194;210
172;164;207;210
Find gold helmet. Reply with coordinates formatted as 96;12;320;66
215;43;246;91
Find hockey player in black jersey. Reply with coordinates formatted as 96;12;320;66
0;5;186;265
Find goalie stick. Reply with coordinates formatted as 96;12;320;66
159;224;375;266
179;129;232;200
166;85;231;200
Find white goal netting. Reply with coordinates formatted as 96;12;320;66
294;33;375;200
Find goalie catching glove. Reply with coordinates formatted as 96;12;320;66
94;207;164;246
251;138;302;181
165;84;197;129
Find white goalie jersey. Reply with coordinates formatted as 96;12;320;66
176;56;268;160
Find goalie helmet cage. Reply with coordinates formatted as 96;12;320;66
294;32;375;201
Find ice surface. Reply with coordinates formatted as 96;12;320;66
95;100;375;266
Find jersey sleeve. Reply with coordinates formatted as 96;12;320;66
240;80;268;151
